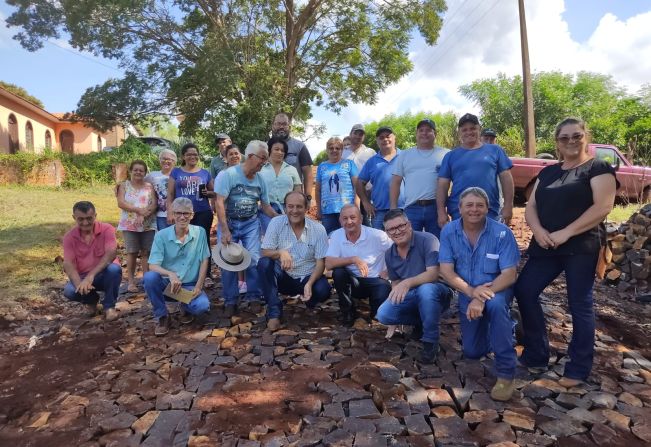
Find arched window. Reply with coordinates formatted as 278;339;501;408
25;121;34;151
45;131;52;150
8;114;19;153
97;135;103;151
59;130;74;154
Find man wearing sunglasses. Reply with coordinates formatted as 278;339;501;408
376;209;453;364
144;197;211;336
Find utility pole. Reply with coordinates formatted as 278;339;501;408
518;0;536;157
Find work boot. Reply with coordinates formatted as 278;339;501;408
267;318;281;331
490;378;515;401
178;309;194;325
155;316;170;336
105;307;119;322
421;342;439;364
85;303;98;318
558;377;584;388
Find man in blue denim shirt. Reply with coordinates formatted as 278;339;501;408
439;187;520;401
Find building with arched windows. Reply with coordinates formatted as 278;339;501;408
0;86;126;154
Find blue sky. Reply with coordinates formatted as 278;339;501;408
1;0;650;156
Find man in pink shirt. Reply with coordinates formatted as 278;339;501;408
62;201;122;321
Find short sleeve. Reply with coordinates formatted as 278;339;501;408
358;160;372;183
590;158;617;179
349;160;359;177
259;176;270;204
103;225;118;252
63;233;75;262
261;217;281;250
216;169;233;197
385;250;398;281
423;234;440;267
496;145;513;173
438;225;455;264
298;145;313;167
313;224;329;259
325;232;343;258
438;151;452;180
289;166;302;185
392;152;405;177
497;226;520;270
315;164;324;184
148;232;165;265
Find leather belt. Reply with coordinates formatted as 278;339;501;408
414;199;435;206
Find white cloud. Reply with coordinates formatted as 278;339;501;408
306;0;651;156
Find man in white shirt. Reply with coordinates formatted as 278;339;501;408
325;204;393;326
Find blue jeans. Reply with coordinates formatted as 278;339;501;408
257;257;331;318
376;283;452;344
157;216;171;231
404;203;440;238
321;213;341;235
222;216;262;305
143;271;210;319
63;263;122;309
371;209;389;230
515;253;599;380
259;203;283;236
458;290;516;379
332;267;391;319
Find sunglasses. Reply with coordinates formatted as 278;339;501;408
556;133;584;144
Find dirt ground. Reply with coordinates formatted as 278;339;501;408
1;208;650;446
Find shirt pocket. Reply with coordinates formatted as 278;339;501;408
482;253;500;274
93;242;106;258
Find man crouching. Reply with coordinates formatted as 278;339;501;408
144;197;210;336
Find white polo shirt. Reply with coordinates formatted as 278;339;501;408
326;226;393;278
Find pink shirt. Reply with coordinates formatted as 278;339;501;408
63;222;119;275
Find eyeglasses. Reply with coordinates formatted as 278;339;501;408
385;222;409;235
174;211;193;218
252;153;268;162
556;133;584;144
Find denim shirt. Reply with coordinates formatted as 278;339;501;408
438;218;520;287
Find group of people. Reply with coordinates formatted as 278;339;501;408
61;113;617;402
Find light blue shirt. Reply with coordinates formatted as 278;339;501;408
259;162;302;206
358;150;404;210
148;225;210;284
216;165;270;219
438;144;512;220
316;159;359;214
392;146;449;206
438;218;520;287
261;215;329;279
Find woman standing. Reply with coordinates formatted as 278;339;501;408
315;137;359;235
167;143;215;278
515;118;618;387
117;160;157;292
259;137;302;234
145;149;177;231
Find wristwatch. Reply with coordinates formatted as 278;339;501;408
306;194;313;201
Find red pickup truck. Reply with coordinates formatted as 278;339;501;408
511;144;651;204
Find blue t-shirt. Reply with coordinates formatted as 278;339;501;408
438;144;512;220
385;231;440;281
216;165;270;219
358;151;405;210
316;159;358;214
438;218;520;288
170;167;212;213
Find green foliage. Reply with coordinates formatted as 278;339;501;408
0;80;45;108
459;71;651;159
314;150;328;165
362;111;459;150
5;0;447;144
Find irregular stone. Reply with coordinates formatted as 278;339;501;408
531;378;567;394
485;443;518;447
502;408;535;432
468;393;498;411
288;397;322;417
370;361;401;383
322;402;345;421
131;411;160;435
385;399;411;418
322;428;354;447
373;416;404;435
155;390;194;410
449;387;473;412
97;428;136;446
521;383;553;400
98;412;137;433
348;399;380;419
618;392;643;407
406;388;430;415
474;422;516;444
516;432;555;447
556;393;591;410
537;406;566;421
463;409;499;424
404;414;431;435
27;412;51;429
538;418;588;437
352;432;387;447
585;391;617;409
632;424;651;443
427;388;455;407
431;406;458;419
342;417;376;434
596;409;631;430
430;416;476;445
590;422;639;445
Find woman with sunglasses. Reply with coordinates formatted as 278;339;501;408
515;118;618;387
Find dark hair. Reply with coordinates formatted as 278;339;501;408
180;143;200;166
225;143;241;155
284;191;309;207
554;117;591;160
273;111;290;122
383;208;407;223
267;137;289;157
129;159;148;174
73;201;95;214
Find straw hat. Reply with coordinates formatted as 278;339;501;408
212;243;252;272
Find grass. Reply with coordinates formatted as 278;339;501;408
608;203;641;223
0;185;120;314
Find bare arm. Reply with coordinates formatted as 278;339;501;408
351;175;360;207
356;178;374;217
302;165;314;200
524;180;556;249
315;181;322;220
389;175;402;209
499;170;514;224
166;177;176;224
436;177;451;227
261;202;279;218
116;183;139;213
214;194;231;244
193;258;209;296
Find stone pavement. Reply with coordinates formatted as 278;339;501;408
1;278;651;446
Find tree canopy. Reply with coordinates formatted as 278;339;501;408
459;71;651;161
0;81;45;109
6;0;447;144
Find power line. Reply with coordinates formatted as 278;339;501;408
45;40;122;73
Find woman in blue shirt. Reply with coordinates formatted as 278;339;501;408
315;137;358;234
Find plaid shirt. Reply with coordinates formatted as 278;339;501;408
261;215;328;279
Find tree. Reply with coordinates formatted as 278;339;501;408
459;71;651;157
0;80;45;108
6;0;447;144
362;111;458;150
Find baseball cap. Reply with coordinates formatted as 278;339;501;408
416;118;436;130
350;124;365;134
215;133;230;142
375;126;394;137
481;128;497;137
458;113;480;127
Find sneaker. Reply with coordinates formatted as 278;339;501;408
267;318;281;331
490;378;515;401
105;308;119;322
178;309;194;325
224;304;237;318
558;377;583;388
155;316;170;336
238;281;248;294
420;342;439;364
